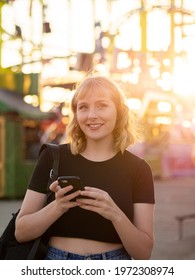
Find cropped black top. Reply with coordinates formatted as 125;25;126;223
28;144;155;243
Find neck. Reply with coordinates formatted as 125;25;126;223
81;141;117;162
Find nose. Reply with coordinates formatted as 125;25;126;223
88;107;98;119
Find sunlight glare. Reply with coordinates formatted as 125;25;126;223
173;58;195;97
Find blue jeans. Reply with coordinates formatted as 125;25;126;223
45;246;131;260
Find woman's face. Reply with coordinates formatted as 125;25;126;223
76;90;117;145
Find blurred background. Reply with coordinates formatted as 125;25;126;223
0;0;194;259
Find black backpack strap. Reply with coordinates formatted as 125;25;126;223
38;143;59;200
39;143;59;185
45;143;59;186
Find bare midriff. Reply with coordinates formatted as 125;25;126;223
49;236;123;255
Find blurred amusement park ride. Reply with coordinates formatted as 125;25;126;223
0;0;195;198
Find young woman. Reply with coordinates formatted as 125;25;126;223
15;74;155;260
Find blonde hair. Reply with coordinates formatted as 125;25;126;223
66;74;143;154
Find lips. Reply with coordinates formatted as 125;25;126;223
87;124;103;129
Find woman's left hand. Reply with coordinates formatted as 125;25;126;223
76;186;121;222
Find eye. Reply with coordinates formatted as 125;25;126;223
97;102;108;109
77;104;88;111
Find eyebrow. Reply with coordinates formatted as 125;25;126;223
77;99;110;104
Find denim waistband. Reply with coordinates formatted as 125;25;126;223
45;246;131;260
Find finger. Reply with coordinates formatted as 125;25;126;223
49;180;59;192
80;191;94;200
80;189;103;200
84;186;99;192
63;200;81;208
54;185;73;200
64;190;82;201
79;204;102;214
56;185;82;201
76;197;101;207
60;185;74;195
83;187;106;197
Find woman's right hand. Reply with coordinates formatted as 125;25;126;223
49;180;81;213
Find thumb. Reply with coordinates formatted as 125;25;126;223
49;180;60;192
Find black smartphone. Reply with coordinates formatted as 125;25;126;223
57;176;84;197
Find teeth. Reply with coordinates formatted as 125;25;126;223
88;124;101;128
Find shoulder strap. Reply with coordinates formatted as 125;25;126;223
39;143;59;185
45;143;59;187
39;143;59;199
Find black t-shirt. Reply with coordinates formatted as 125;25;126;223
28;144;155;243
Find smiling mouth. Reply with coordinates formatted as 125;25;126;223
87;124;103;129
